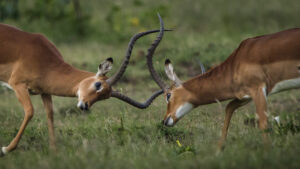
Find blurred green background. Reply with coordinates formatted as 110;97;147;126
0;0;300;169
1;0;300;70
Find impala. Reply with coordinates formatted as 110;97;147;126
146;27;300;149
0;15;167;156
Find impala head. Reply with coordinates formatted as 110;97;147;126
77;58;113;110
161;59;199;126
146;33;206;126
77;13;167;111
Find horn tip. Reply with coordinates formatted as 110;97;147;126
107;57;113;63
157;13;162;23
165;59;171;65
157;12;161;18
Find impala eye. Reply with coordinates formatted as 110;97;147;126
166;93;171;102
94;82;102;90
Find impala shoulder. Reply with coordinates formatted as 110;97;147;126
236;38;253;48
228;38;253;61
30;33;63;59
31;33;49;43
237;37;259;51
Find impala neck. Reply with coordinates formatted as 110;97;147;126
43;62;95;97
183;64;235;106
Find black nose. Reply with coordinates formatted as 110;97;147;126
79;104;84;110
79;102;89;111
163;116;172;126
84;102;89;110
163;119;168;126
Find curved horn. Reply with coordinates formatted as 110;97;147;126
106;28;171;86
146;13;169;91
110;90;163;109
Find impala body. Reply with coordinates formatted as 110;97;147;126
0;15;165;156
146;27;300;148
0;24;98;98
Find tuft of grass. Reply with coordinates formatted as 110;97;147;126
272;113;300;135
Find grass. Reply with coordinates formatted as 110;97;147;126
1;0;300;168
0;87;299;169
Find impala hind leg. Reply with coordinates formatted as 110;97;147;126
218;99;250;150
1;84;33;155
41;94;56;151
250;86;269;146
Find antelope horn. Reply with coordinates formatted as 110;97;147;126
106;28;172;86
110;90;163;109
107;14;169;108
146;13;169;91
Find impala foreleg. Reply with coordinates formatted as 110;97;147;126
218;99;250;150
251;86;269;145
41;94;56;151
1;84;34;155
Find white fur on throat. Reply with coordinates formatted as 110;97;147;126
175;102;194;119
76;90;81;98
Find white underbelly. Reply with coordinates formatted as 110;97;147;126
270;77;300;95
0;81;12;90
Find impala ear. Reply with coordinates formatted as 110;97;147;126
164;59;182;86
97;57;113;77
